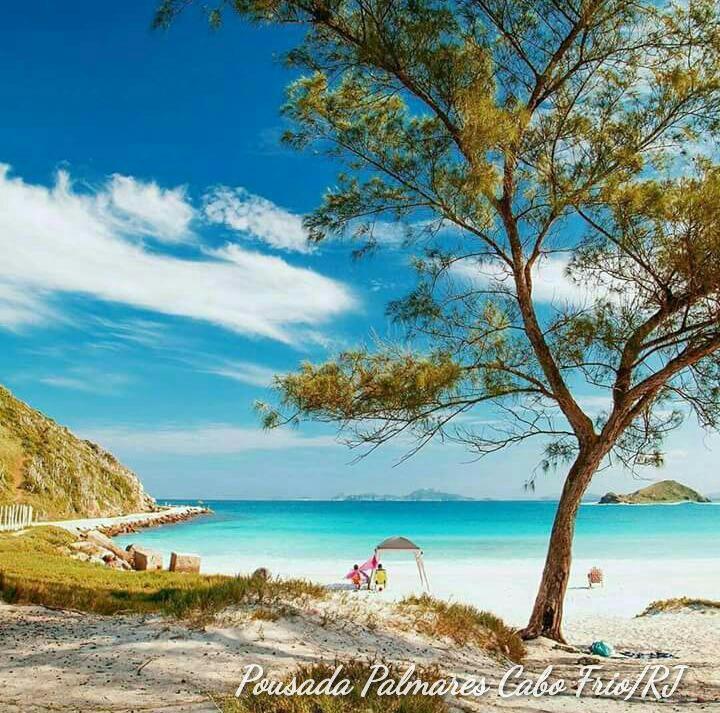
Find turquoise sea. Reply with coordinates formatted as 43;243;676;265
117;499;720;564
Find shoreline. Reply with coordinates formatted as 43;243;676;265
34;504;211;536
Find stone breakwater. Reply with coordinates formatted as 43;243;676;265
98;506;211;536
36;504;211;537
47;506;213;572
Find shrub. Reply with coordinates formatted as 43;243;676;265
398;594;525;663
639;597;720;616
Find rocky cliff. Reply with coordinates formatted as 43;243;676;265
0;386;155;519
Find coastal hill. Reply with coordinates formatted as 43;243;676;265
333;488;475;502
0;385;154;519
598;479;710;505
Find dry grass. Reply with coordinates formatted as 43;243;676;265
220;661;449;713
639;597;720;616
0;527;325;620
251;607;281;622
398;594;525;663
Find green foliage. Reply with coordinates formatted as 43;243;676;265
160;0;720;477
279;351;462;418
398;593;525;663
0;527;326;618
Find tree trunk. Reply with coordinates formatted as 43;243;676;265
520;449;603;642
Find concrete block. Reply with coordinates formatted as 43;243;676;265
169;552;200;573
133;547;163;571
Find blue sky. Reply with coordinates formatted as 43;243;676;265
1;1;718;500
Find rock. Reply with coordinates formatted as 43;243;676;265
85;530;133;564
252;567;270;581
169;552;200;573
598;492;621;504
132;547;163;571
69;541;107;558
105;556;132;570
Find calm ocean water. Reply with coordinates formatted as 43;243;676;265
116;499;720;564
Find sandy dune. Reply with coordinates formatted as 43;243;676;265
1;595;718;712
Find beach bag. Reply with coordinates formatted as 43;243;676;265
590;641;614;657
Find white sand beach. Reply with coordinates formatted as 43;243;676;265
188;554;720;628
3;509;717;710
0;595;718;712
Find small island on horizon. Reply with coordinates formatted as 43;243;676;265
332;488;476;502
598;479;711;505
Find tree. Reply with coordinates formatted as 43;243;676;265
158;0;720;641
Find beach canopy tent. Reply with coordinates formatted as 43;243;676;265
345;536;430;591
375;536;430;591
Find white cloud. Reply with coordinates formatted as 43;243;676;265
81;424;337;455
0;282;58;329
0;165;356;342
105;174;194;243
576;394;613;414
206;360;280;387
38;368;131;394
204;186;310;253
453;255;601;306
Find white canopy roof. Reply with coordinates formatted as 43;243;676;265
375;535;421;551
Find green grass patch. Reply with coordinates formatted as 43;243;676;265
0;527;326;619
398;594;525;663
639;597;720;616
220;661;449;713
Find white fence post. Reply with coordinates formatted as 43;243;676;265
0;504;33;531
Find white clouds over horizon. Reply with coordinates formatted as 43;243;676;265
0;164;356;343
81;423;338;455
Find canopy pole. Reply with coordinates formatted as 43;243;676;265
415;551;430;594
419;554;430;592
414;551;430;592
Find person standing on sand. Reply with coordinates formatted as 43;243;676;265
374;563;387;591
350;564;363;590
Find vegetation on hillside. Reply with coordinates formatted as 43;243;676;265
0;527;325;620
599;480;710;504
0;386;154;518
398;594;525;663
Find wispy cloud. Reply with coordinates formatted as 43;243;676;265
39;369;131;395
453;255;601;307
105;174;194;243
81;423;338;455
0;281;59;330
204;185;309;253
576;394;613;414
0;164;356;342
91;317;170;349
205;360;281;388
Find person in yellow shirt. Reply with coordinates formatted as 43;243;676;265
374;563;388;591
